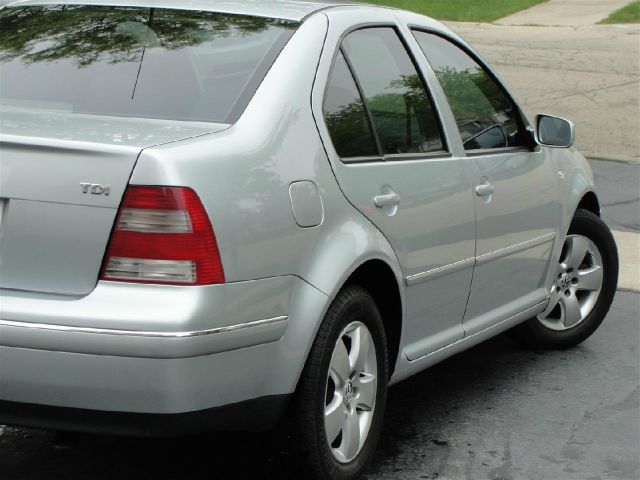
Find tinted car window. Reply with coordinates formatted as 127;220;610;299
0;5;297;123
342;28;445;155
412;31;527;151
323;51;379;158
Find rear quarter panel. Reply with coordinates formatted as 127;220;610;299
129;13;407;379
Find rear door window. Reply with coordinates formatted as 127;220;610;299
341;28;446;156
323;51;379;158
0;5;297;123
412;30;529;151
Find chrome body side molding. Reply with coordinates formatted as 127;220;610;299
405;233;557;286
475;232;557;265
405;257;475;286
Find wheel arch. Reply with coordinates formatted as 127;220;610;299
546;165;602;299
343;259;403;378
576;191;601;217
299;218;405;379
564;153;600;216
564;163;601;237
276;211;406;398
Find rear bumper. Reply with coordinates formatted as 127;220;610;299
0;276;329;429
0;395;291;437
0;341;290;421
0;277;294;360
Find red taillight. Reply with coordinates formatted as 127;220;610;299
100;186;225;285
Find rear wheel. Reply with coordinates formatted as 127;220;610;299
289;285;388;480
509;209;618;349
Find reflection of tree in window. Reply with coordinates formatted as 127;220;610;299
344;78;443;155
412;31;527;150
341;28;445;156
0;5;297;123
324;100;378;158
389;74;442;153
432;66;517;142
323;51;378;158
0;6;289;66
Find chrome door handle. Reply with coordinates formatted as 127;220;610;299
475;183;495;197
374;193;401;208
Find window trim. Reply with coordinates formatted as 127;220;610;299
409;26;535;156
465;146;531;157
338;46;384;156
385;151;453;162
339;151;454;164
322;23;452;164
340;155;385;164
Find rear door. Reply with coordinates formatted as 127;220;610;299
412;30;560;334
315;14;476;360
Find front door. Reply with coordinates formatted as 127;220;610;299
412;31;560;335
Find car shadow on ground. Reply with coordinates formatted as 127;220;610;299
1;334;550;480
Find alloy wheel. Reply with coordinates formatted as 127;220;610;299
324;321;378;464
538;234;604;331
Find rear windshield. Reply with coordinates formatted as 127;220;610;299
0;5;298;123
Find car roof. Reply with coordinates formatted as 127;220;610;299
1;0;362;21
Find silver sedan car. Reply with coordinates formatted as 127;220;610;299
0;1;618;478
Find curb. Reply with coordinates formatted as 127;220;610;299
611;230;640;294
586;155;640;165
617;287;640;293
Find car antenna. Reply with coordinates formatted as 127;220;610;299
131;8;155;100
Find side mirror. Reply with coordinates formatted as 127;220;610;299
536;114;574;148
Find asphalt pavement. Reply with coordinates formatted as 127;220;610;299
590;159;640;292
368;292;640;480
590;159;640;234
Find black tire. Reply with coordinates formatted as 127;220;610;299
288;284;388;480
509;209;618;349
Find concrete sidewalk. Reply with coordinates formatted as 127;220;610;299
613;230;640;291
496;0;631;26
446;22;640;163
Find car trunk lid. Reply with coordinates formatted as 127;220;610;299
0;108;227;295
